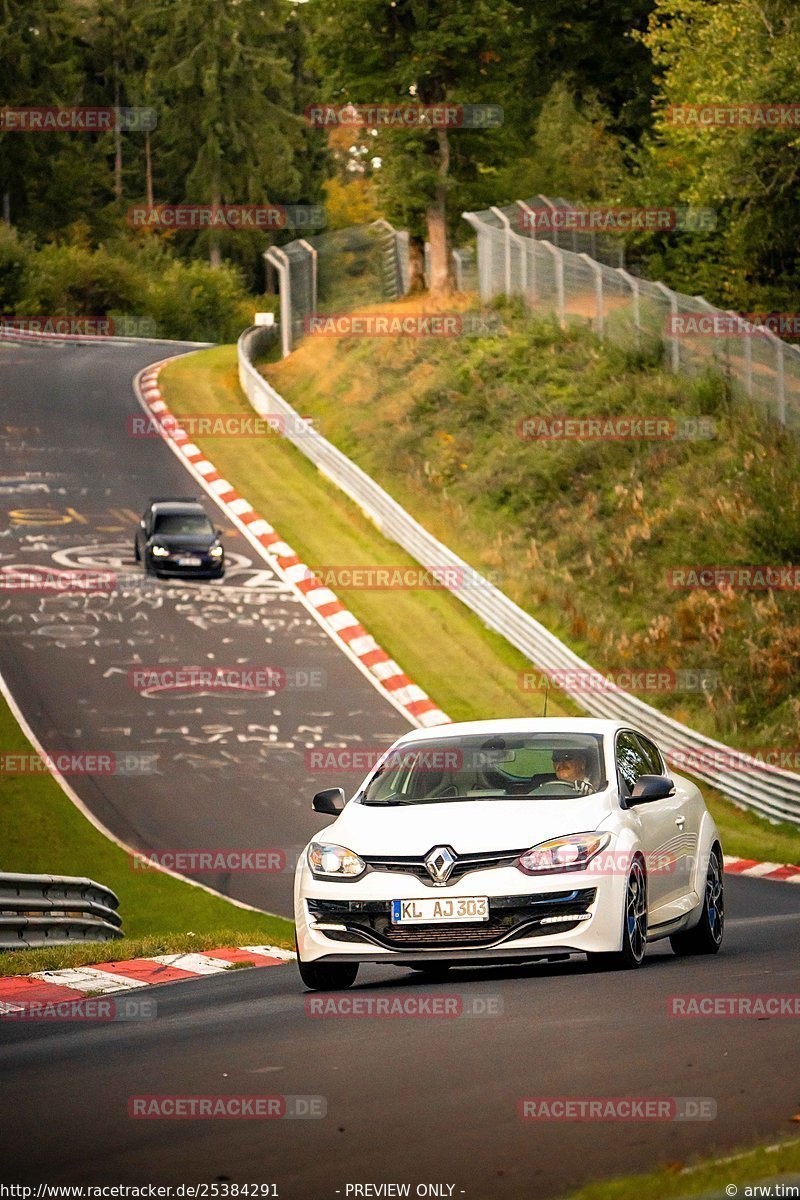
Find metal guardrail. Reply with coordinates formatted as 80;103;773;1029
0;872;123;950
238;324;800;827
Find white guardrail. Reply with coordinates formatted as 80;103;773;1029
238;325;800;827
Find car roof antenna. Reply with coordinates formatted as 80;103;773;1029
542;674;549;718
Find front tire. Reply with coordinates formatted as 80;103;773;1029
296;947;358;991
588;857;648;971
670;847;724;956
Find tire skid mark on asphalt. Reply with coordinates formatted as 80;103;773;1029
135;361;450;731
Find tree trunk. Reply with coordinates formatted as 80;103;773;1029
425;127;451;295
145;130;153;208
209;189;221;268
113;74;123;201
407;237;426;292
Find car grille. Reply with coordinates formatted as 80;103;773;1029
307;890;596;951
361;848;526;886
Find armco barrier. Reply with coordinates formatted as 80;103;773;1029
0;872;123;950
238;324;800;826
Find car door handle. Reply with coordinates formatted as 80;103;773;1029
675;816;686;828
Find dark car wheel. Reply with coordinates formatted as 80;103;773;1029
670;847;724;956
133;540;140;562
588;857;648;971
296;943;358;991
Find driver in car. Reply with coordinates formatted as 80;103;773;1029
552;749;594;794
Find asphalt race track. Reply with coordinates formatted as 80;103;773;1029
1;341;799;1197
0;339;411;912
0;880;798;1196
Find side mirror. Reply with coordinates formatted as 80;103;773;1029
630;774;675;804
216;529;223;539
312;787;345;815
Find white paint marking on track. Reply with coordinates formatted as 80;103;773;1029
30;967;147;993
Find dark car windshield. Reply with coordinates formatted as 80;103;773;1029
360;733;606;805
154;513;214;536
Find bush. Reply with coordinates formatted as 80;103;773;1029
145;259;255;343
18;242;146;318
0;224;31;312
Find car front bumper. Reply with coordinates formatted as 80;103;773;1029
149;554;224;578
295;862;626;964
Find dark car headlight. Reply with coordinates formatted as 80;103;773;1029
150;544;170;558
209;544;224;558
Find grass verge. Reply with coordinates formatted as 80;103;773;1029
158;346;800;866
264;299;800;755
565;1137;800;1200
0;931;292;979
0;689;294;974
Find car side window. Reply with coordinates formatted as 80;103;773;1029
615;731;650;796
635;734;663;776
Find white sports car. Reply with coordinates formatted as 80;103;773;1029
294;718;724;990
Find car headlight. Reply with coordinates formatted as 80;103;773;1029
307;842;365;879
517;832;611;875
209;544;224;558
150;544;170;557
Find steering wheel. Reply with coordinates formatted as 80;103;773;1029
526;780;587;796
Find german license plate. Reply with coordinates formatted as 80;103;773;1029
390;896;489;924
178;557;202;566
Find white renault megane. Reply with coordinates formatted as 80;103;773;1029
294;719;724;990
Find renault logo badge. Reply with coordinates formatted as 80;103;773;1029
424;845;456;884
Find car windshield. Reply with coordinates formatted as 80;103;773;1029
154;513;213;536
360;733;606;805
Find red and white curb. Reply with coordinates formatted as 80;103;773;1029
0;945;295;1013
136;362;450;729
724;855;800;883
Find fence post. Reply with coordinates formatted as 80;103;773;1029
617;268;641;350
490;206;512;295
462;212;492;302
298;239;318;316
534;194;560;248
653;281;680;372
264;247;291;358
579;253;604;340
766;331;787;424
730;311;754;398
540;240;565;326
515;201;538;301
